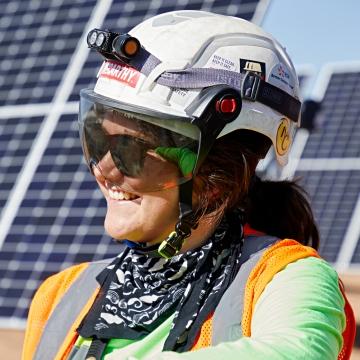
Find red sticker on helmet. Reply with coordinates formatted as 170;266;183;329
97;60;141;88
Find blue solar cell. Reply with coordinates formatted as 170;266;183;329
0;251;15;261
5;165;23;173
56;234;77;244
79;180;98;190
0;115;45;216
10;269;34;280
1;288;24;298
72;197;92;207
47;252;68;263
352;237;360;263
74;252;97;263
43;198;65;208
90;216;105;226
63;216;83;226
0;183;13;191
15;251;41;262
296;170;360;263
0;307;15;317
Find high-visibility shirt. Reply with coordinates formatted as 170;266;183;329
23;238;353;360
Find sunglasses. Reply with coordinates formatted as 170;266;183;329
84;122;154;177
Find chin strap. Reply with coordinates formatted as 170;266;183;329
158;179;195;259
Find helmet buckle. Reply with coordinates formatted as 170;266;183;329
241;71;261;101
158;231;184;259
158;221;192;259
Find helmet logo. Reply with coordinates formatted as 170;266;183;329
97;60;140;88
276;118;291;156
269;62;295;91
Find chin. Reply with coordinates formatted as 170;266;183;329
104;212;176;246
105;200;177;243
103;214;150;243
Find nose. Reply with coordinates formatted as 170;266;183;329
92;151;125;183
92;162;106;182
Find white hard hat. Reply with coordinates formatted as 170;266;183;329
91;10;301;166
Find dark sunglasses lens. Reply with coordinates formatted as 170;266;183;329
84;122;109;162
110;136;149;177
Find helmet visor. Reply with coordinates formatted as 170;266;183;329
79;90;201;192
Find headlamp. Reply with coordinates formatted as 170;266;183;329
87;28;141;61
113;34;140;59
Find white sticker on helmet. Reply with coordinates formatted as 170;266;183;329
269;62;295;93
97;60;141;88
209;54;236;71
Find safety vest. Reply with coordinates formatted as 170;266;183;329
22;237;355;360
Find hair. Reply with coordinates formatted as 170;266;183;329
194;130;319;250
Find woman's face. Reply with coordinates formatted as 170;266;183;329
93;112;181;245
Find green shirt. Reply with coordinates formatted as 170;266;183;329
72;257;345;360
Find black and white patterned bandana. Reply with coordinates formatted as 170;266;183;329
78;210;244;352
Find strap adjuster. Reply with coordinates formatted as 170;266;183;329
158;231;183;259
241;72;261;101
158;222;192;259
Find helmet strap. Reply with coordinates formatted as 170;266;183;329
158;179;195;258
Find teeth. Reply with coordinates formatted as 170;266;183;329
108;188;137;201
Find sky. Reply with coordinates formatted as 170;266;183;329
261;0;360;80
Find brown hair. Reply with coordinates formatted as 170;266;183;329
194;130;319;249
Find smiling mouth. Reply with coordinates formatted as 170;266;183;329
105;181;140;201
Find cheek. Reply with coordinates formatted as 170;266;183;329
138;190;180;241
140;156;181;189
142;189;179;222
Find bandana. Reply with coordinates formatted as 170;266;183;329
78;210;244;352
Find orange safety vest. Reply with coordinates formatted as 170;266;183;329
22;239;356;360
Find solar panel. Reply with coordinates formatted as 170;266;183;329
296;170;360;263
0;116;44;218
0;113;120;320
0;0;97;106
301;71;360;159
293;64;360;270
0;0;267;328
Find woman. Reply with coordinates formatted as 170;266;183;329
23;11;354;360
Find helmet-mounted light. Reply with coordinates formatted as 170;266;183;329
87;28;141;61
113;34;140;59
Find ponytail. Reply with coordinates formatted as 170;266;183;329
245;176;319;249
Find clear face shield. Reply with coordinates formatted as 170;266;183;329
79;90;201;193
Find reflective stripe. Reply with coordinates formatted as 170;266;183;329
212;235;278;345
34;259;113;360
